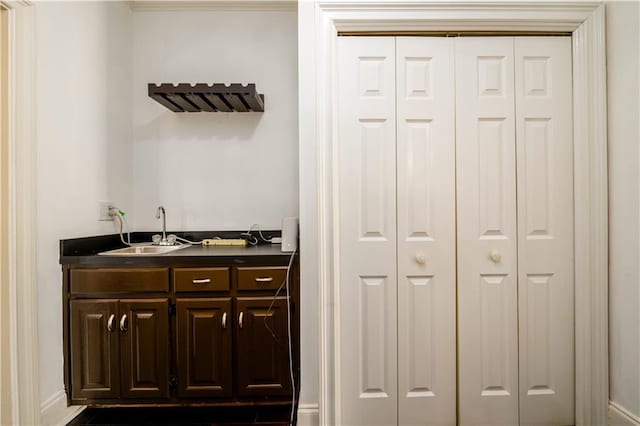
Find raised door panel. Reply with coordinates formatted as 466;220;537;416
515;37;575;426
120;299;170;399
176;298;232;398
236;297;292;397
396;37;456;426
456;37;519;425
337;36;397;426
70;300;119;400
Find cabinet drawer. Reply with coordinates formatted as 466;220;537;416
70;268;169;294
237;266;288;291
174;268;230;292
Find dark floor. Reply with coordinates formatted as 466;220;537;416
66;406;293;426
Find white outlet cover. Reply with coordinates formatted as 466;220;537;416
98;201;114;221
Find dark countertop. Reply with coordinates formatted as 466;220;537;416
60;231;295;267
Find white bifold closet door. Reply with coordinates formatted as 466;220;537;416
456;37;519;426
337;36;457;426
337;35;573;426
337;36;399;426
456;37;574;426
514;37;574;426
396;38;456;426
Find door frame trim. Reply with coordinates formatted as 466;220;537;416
298;1;607;425
0;1;39;424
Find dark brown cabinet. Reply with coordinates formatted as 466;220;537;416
63;258;298;409
236;266;288;291
69;298;170;401
70;300;119;400
236;297;291;397
176;298;232;398
173;267;230;292
120;299;170;399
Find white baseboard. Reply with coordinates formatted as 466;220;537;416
40;390;85;426
297;403;319;426
610;401;640;426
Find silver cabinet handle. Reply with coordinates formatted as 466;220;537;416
119;314;128;332
222;312;227;329
255;277;273;283
192;278;211;285
107;314;116;332
239;312;244;329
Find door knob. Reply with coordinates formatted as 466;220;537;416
489;250;502;264
415;252;426;265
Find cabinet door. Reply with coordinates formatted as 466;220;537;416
70;300;119;400
119;299;170;399
176;298;232;398
236;297;292;397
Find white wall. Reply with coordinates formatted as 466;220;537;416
131;10;298;231
607;0;640;420
36;1;133;405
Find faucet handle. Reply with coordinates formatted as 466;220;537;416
152;234;161;244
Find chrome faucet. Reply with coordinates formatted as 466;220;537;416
155;206;169;245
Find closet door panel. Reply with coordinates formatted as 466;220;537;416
396;37;456;426
456;38;519;426
337;36;397;426
515;37;574;426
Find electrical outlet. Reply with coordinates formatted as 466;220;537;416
98;201;114;221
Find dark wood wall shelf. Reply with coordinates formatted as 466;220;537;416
148;83;265;113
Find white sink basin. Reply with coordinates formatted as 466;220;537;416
99;244;189;256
